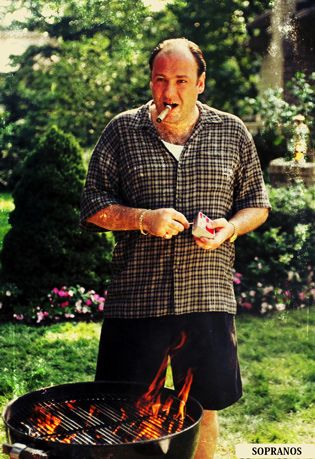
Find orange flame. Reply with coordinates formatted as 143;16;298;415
28;332;193;444
170;331;187;353
65;401;75;409
32;406;62;435
88;404;96;417
133;331;193;441
61;433;77;444
176;368;193;420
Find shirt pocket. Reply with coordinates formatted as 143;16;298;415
195;156;236;193
190;154;239;217
210;165;235;191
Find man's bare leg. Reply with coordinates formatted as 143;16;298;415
194;410;219;459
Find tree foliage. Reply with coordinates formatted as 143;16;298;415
1;0;155;188
243;72;315;168
0;125;113;309
1;0;273;186
168;0;271;113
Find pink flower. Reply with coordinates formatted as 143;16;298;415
36;311;47;323
298;292;305;301
233;276;241;285
13;313;24;321
86;299;92;306
64;313;75;319
52;287;59;294
98;303;104;312
61;301;69;307
242;302;253;310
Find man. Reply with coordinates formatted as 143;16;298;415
80;38;270;459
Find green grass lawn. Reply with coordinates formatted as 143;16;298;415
0;308;314;458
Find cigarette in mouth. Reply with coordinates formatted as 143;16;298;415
156;104;172;123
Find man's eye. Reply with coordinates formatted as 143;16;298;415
156;77;165;82
178;80;187;84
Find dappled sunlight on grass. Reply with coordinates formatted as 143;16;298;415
44;321;101;342
0;193;14;212
0;193;14;250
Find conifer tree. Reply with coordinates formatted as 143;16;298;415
1;126;112;309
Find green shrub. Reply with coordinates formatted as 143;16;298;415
235;183;315;314
246;72;315;167
0;126;113;315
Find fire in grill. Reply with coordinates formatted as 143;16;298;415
12;390;194;444
3;381;203;459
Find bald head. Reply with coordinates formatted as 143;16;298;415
149;38;206;78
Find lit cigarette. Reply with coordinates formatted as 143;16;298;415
156;104;172;123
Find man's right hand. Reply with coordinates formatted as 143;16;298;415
143;208;189;239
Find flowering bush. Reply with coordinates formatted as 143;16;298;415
0;283;22;319
12;285;107;324
234;183;314;315
234;268;315;315
6;274;314;323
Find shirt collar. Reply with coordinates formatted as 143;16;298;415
130;100;223;131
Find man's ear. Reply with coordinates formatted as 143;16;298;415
197;72;206;94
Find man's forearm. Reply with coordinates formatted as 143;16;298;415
229;207;269;237
86;205;190;237
86;205;268;240
87;205;144;231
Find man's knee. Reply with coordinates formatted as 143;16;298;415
200;409;219;437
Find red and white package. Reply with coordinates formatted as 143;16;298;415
192;211;215;239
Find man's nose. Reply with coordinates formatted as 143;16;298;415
163;81;177;100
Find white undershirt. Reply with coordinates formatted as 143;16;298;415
149;112;184;161
161;140;184;161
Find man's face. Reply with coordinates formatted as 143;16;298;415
150;47;205;124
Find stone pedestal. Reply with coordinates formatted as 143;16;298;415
268;157;315;187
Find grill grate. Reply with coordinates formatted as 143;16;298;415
10;392;195;446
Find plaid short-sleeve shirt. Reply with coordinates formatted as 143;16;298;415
80;101;270;318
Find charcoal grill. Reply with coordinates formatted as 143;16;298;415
3;381;203;459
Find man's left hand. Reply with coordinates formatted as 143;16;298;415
193;218;234;250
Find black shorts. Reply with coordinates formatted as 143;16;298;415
95;312;242;410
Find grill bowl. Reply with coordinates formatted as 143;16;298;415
3;381;203;459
